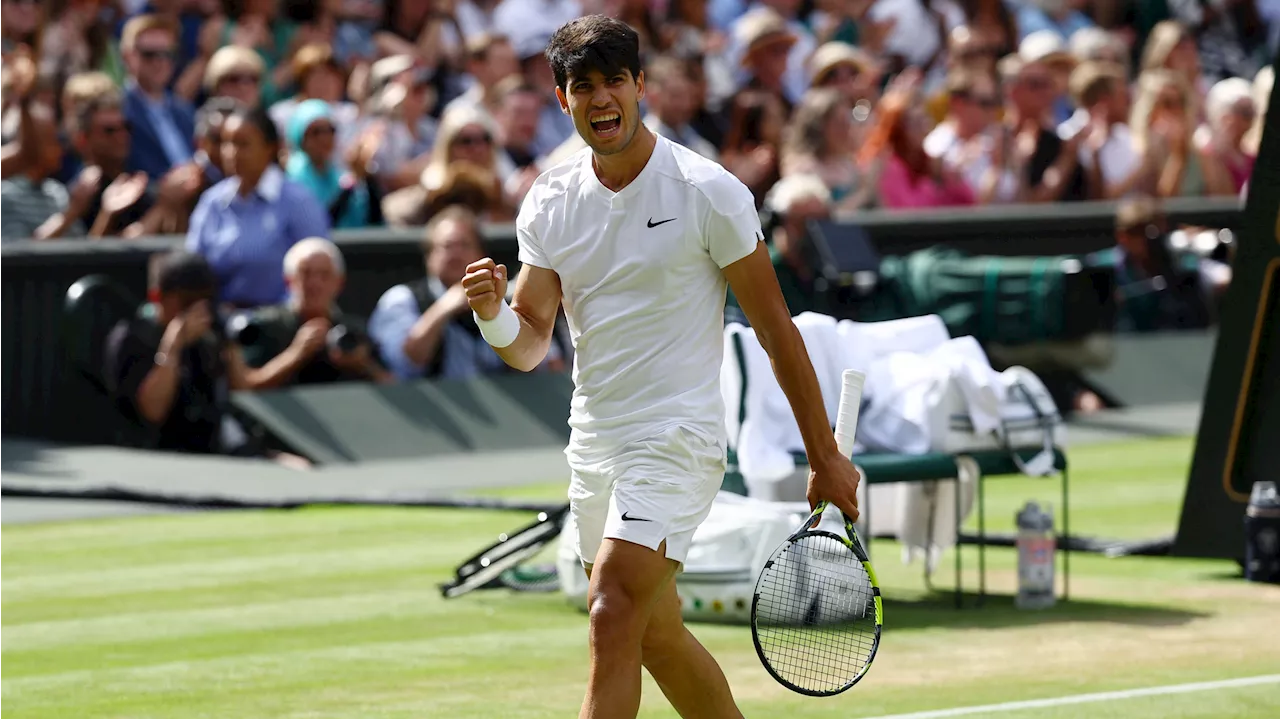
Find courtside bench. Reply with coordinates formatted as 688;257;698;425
721;447;1070;609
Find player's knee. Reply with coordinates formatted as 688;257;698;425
587;582;642;643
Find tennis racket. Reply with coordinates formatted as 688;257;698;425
751;369;882;697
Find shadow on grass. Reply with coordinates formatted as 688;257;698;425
884;591;1207;631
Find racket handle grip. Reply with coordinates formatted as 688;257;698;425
833;369;866;459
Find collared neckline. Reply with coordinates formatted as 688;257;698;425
221;164;285;207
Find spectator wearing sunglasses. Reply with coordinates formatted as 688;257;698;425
203;47;266;109
285;99;382;228
383;105;514;225
925;69;1021;204
122;14;196;180
8;91;153;240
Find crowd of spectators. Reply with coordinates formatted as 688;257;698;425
3;1;1275;246
0;1;1275;459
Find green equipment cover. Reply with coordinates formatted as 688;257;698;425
875;247;1116;345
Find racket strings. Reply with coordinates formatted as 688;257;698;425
755;534;878;694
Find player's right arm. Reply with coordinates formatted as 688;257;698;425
462;258;563;372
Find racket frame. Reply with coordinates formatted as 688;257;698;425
750;499;883;697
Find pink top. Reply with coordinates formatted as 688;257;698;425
1226;153;1255;193
878;156;977;209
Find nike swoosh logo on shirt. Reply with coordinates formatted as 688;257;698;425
647;217;676;228
620;512;652;522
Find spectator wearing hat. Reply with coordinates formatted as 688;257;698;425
285;99;384;228
1016;0;1095;43
643;55;719;161
732;8;800;114
732;2;818;105
121;14;196;181
204;46;267;109
1018;29;1080;125
809;42;880;108
809;41;881;148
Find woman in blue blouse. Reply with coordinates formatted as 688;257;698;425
186;107;330;308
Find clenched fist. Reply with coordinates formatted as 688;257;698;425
462;258;508;321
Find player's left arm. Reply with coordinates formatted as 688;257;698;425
717;219;861;520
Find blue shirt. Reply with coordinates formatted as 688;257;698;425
1016;7;1094;41
185;166;331;307
142;95;194;168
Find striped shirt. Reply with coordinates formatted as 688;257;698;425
0;176;76;242
185;165;331;308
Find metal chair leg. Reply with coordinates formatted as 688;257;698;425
1062;464;1070;602
955;477;963;610
978;465;986;607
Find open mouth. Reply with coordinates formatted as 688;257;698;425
589;112;622;138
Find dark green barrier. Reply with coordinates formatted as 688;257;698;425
231;372;574;464
0;198;1241;444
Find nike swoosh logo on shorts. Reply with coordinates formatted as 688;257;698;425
620;511;652;522
647;217;676;228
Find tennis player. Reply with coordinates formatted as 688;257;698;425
462;15;862;719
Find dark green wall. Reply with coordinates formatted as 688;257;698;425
1;199;1242;445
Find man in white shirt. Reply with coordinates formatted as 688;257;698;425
461;15;861;719
1059;60;1145;199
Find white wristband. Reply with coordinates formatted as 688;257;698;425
474;301;521;348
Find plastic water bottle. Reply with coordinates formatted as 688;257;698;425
1244;481;1280;584
1016;501;1056;609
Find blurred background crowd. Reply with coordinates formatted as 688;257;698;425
0;0;1275;460
3;0;1275;245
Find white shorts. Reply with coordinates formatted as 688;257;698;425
566;424;726;567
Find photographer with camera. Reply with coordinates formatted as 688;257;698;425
237;238;393;386
103;252;309;465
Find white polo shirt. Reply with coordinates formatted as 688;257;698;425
516;135;761;469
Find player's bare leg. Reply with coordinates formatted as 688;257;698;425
580;538;679;719
583;550;742;719
641;576;742;718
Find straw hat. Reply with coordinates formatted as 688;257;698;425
736;9;796;64
809;42;875;85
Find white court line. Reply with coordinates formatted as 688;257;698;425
859;674;1280;719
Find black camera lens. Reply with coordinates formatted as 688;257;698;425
327;324;362;354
